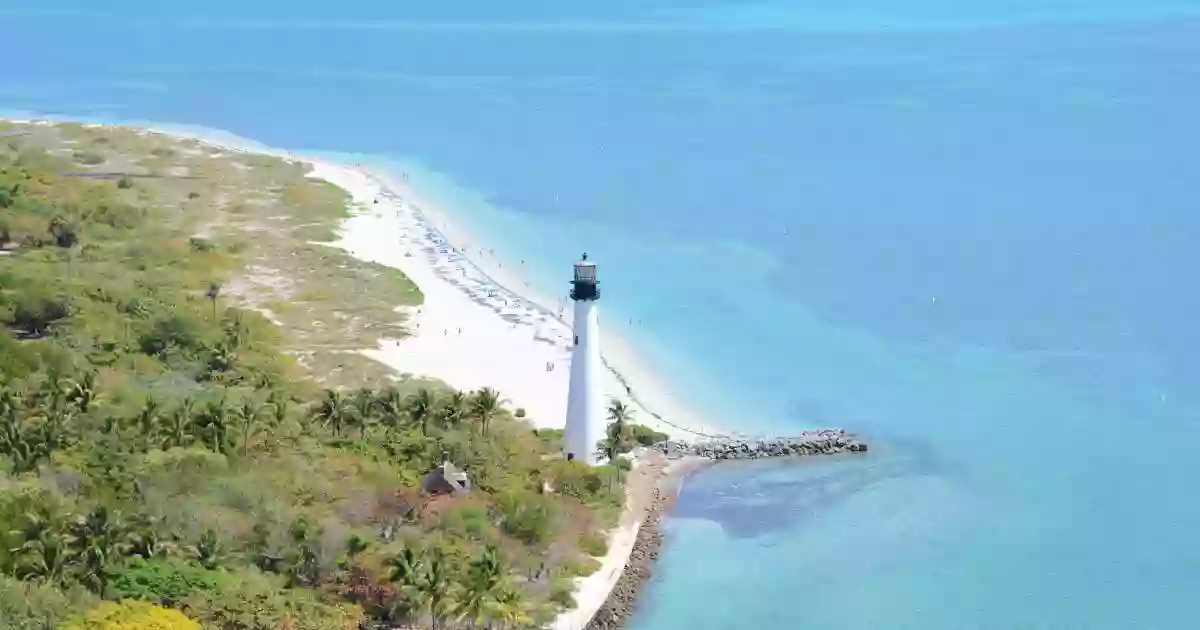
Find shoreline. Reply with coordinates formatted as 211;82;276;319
2;115;715;440
554;452;713;630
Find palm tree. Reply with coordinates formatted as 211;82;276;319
205;342;237;379
0;386;22;426
233;398;263;457
223;311;250;349
439;391;470;430
48;216;79;276
0;392;51;474
470;387;505;436
407;388;438;437
266;389;290;429
602;399;635;465
11;509;71;584
421;546;457;630
607;399;634;428
195;397;232;453
205;282;221;321
489;585;532;630
192;528;223;570
38;403;72;452
126;513;173;559
160;398;195;449
386;546;428;623
67;505;125;595
284;518;321;588
136;395;161;439
67;371;98;414
351;387;376;438
458;544;505;629
344;533;369;562
376;387;406;436
314;389;350;437
38;368;67;416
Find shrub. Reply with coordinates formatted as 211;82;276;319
0;184;15;209
138;313;211;357
0;575;97;630
562;555;600;577
72;150;105;166
552;460;605;501
139;448;229;488
59;600;200;630
188;237;214;252
439;500;492;539
494;491;554;546
579;531;608;557
182;569;364;630
117;177;133;189
548;578;576;608
91;202;142;229
109;556;229;606
514;407;526;419
630;424;669;447
10;293;72;336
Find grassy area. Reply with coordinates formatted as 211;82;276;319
0;121;629;630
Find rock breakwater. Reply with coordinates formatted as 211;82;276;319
579;432;868;630
653;427;868;461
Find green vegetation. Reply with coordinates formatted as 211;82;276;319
0;122;628;630
596;400;666;477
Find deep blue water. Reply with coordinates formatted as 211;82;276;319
4;1;1200;627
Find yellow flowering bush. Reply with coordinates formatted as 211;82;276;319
59;600;200;630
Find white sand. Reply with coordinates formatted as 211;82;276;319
300;161;725;441
4;117;727;629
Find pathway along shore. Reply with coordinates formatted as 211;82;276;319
578;430;869;630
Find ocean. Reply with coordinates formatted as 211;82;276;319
4;1;1199;627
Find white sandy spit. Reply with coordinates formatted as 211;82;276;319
314;162;727;441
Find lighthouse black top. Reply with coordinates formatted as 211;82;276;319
570;253;600;301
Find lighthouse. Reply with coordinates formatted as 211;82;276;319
563;253;605;465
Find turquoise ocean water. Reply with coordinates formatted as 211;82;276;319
4;1;1199;627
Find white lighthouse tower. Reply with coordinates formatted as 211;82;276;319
563;253;605;465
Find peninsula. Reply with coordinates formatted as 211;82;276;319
0;119;866;630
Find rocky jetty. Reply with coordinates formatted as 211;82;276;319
581;432;869;630
653;427;867;461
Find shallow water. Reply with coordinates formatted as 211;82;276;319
4;1;1199;627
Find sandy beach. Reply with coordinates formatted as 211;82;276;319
305;160;726;441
